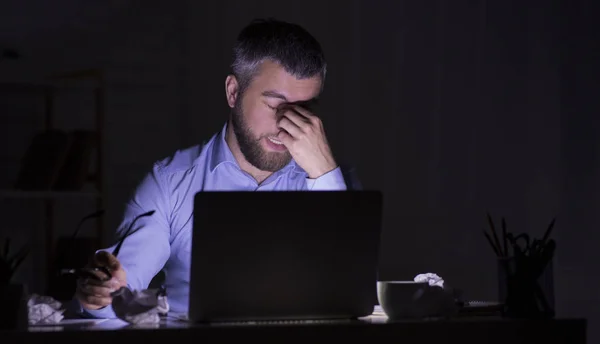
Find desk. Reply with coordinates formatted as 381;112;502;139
1;315;586;344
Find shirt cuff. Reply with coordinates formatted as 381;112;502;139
305;167;347;191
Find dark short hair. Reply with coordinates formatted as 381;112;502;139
231;18;327;93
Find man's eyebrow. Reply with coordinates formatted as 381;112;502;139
262;90;319;106
261;90;288;101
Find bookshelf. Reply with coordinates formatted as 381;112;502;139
0;69;105;290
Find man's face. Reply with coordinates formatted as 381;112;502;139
230;60;322;172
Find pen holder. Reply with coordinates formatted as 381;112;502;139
497;256;555;319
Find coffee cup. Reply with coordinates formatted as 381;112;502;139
377;280;430;319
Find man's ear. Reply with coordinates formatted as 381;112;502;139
225;75;239;108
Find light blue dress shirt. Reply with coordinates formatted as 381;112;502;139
77;123;352;318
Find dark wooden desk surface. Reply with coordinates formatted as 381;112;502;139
1;315;587;344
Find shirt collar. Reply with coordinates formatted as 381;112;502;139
209;122;304;175
208;123;237;172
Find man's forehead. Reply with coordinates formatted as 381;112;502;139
252;61;322;100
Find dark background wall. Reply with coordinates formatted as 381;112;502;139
0;0;597;341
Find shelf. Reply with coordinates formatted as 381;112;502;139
0;190;102;200
1;67;106;295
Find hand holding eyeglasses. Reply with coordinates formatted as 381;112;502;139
75;251;127;310
73;210;155;311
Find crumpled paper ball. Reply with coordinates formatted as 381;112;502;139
111;287;169;325
412;272;459;317
414;273;445;288
27;294;65;325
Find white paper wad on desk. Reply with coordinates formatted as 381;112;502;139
27;294;65;325
111;287;169;325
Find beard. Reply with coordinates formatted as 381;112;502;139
230;97;292;172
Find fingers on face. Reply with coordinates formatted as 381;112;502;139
289;105;322;128
275;104;323;145
278;107;315;137
289;105;316;120
276;130;294;145
277;116;302;138
281;107;311;126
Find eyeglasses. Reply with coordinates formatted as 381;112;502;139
62;210;155;282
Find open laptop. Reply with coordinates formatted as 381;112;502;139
188;190;383;324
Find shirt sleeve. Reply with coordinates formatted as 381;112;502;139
305;166;348;191
77;163;172;319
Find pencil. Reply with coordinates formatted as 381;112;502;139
541;217;556;244
487;213;504;256
484;231;500;256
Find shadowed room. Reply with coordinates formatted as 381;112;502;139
0;0;597;343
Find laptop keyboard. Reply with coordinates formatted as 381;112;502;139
209;319;353;326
